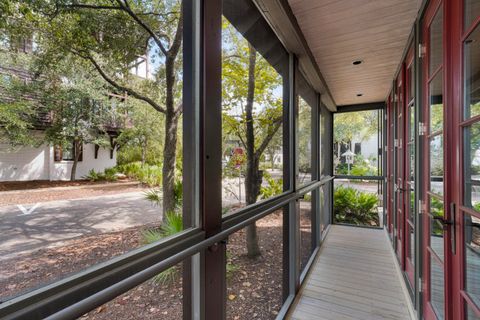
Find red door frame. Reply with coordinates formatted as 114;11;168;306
452;0;480;319
396;68;406;264
421;0;452;319
385;0;479;318
404;44;415;287
387;93;395;238
422;0;462;320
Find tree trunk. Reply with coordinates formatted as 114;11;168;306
162;55;179;216
162;111;179;215
70;139;81;181
141;138;147;166
244;45;262;258
245;157;263;257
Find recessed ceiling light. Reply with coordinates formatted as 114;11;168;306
353;60;363;65
357;93;363;97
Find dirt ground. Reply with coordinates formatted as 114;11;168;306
0;181;146;206
0;180;127;191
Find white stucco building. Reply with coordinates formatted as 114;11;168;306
0;132;117;181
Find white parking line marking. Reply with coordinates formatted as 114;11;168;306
17;203;41;215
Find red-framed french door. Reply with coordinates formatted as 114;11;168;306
396;68;406;264
405;44;416;287
455;0;480;318
394;43;415;290
421;0;450;319
387;93;395;239
422;1;480;319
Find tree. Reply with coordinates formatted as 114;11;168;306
116;102;165;166
35;58;115;181
222;20;283;257
7;0;184;214
333;110;378;169
0;78;38;147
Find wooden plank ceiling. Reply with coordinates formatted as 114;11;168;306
288;0;421;106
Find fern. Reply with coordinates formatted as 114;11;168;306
334;185;379;226
144;189;162;206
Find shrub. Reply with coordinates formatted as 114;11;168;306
143;180;182;208
334;185;379;226
173;180;183;208
259;173;283;200
144;189;162;206
84;169;101;182
84;168;120;182
103;167;118;182
116;162;162;186
474;202;480;212
350;165;369;176
142;212;184;285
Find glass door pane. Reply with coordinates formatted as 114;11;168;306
423;3;446;319
462;20;480;320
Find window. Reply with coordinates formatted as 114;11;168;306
221;0;288;215
0;0;190;304
296;72;316;186
333;109;383;227
53;142;83;162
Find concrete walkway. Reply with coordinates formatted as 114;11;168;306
0;191;161;260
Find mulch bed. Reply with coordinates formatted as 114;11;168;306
1;211;291;320
0;180;126;192
0;182;146;206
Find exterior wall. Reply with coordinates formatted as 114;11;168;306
0;140;116;181
50;143;117;180
357;134;378;160
0;143;50;181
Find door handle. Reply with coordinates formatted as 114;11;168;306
433;216;453;226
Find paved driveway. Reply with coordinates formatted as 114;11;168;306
0;192;161;260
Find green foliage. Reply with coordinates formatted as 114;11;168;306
160;211;183;237
117;162;143;178
336;154;378;176
334;111;378;145
1;0;183;210
221;17;283;184
103;167;118;182
83;168;118;182
116;103;165;165
142;211;183;285
259;173;283;200
117;162;162;187
143;189;162;206
474;203;480;212
173;180;183;208
136;165;163;187
334;186;379;226
144;180;182;208
430;197;444;236
298;98;312;173
0;101;38;147
84;169;102;182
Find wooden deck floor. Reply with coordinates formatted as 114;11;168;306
288;225;414;320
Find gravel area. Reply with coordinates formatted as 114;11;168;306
0;181;146;206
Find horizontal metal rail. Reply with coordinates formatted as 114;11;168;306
334;175;385;181
222;176;334;229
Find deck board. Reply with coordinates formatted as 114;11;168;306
288;225;414;320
